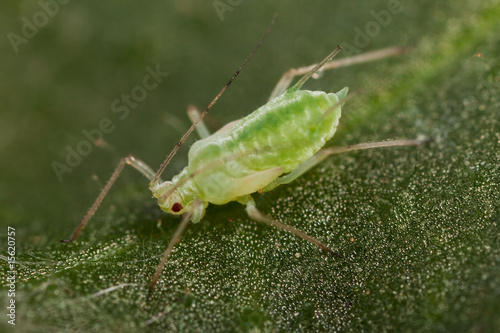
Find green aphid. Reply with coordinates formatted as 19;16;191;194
154;79;348;222
62;19;424;296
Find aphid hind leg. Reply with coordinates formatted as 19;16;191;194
242;196;342;258
187;104;211;139
269;46;407;101
261;139;427;193
60;155;157;243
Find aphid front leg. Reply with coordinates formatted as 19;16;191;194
60;155;158;243
268;46;407;101
187;104;242;137
187;104;211;139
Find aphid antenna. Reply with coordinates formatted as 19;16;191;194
150;13;278;186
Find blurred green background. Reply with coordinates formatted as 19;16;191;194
1;0;499;332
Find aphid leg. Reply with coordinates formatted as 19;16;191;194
214;119;241;135
262;139;428;193
60;155;157;243
269;46;407;101
241;196;343;258
187;104;211;139
188;104;242;137
147;199;203;300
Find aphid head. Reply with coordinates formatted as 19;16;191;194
150;181;186;215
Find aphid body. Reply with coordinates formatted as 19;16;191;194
152;87;348;222
62;19;419;294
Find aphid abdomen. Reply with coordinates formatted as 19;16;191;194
230;88;346;173
183;88;346;205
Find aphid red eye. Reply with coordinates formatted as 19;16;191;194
171;203;183;212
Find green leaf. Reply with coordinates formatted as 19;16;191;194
1;1;499;332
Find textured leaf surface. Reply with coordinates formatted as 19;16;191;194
1;1;499;332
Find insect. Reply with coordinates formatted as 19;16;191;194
61;17;425;297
